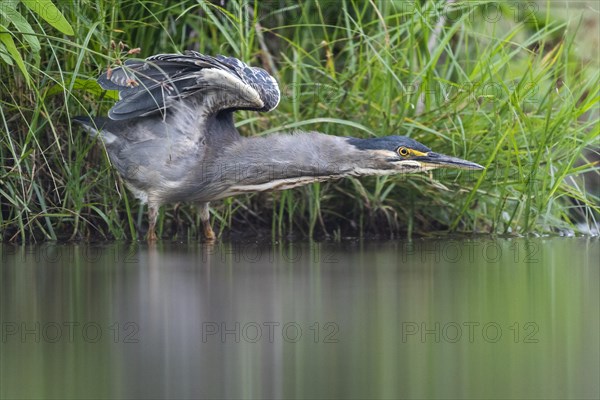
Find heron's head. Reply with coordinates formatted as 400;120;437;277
347;136;484;173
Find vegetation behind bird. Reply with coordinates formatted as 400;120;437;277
0;0;598;241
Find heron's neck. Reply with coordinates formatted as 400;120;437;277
213;131;386;193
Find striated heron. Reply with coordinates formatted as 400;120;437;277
75;51;483;241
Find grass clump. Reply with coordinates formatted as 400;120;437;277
0;0;598;241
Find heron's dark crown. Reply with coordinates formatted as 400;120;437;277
347;136;432;153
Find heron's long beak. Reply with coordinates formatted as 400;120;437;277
417;152;484;170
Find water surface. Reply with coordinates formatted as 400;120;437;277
1;238;598;399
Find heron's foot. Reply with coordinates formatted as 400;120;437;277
203;224;216;242
147;229;158;242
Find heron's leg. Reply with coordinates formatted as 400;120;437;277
147;202;159;242
198;202;215;241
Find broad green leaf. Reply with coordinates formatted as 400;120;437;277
0;2;41;53
45;78;118;99
0;42;14;64
0;25;31;86
21;0;74;36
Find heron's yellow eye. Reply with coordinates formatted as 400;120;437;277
398;147;410;157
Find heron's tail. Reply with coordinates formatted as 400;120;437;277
73;116;118;145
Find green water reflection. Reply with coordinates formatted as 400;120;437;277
1;238;598;399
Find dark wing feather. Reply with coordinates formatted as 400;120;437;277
98;51;280;121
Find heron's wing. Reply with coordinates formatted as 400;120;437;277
98;51;280;121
